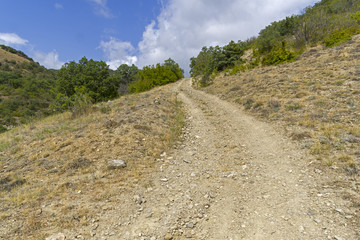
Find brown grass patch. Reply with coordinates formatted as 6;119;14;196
0;83;185;239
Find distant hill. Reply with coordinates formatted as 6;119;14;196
0;45;57;132
0;45;33;64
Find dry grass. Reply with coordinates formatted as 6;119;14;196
200;35;360;221
0;48;31;64
203;35;360;180
0;84;185;239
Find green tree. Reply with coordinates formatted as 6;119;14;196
57;57;119;102
163;58;184;79
129;59;183;93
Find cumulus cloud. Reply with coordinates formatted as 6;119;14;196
88;0;113;18
0;32;64;69
0;33;28;45
99;0;318;73
136;0;318;74
98;37;137;69
32;50;64;69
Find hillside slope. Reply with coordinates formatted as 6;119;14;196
0;85;184;239
202;32;360;218
1;35;359;239
0;45;57;132
204;34;360;167
0;47;31;65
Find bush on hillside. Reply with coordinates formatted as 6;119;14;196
50;86;93;117
190;40;250;85
114;64;139;95
324;27;360;47
129;58;183;93
353;10;360;23
262;42;296;66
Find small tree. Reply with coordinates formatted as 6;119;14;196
114;64;139;94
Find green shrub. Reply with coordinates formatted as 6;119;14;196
262;46;295;66
129;59;183;93
230;64;247;75
352;10;360;23
323;28;359;48
70;87;93;118
50;86;93;118
99;105;111;114
129;78;154;93
49;93;72;112
287;102;302;111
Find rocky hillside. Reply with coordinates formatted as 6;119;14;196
0;85;184;239
202;34;360;208
1;34;359;239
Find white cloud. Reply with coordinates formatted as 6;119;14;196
106;56;138;70
0;33;28;45
0;32;64;69
32;50;64;69
55;3;63;9
98;37;137;69
88;0;113;18
135;0;318;74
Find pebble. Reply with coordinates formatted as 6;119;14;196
164;233;173;240
45;233;66;240
186;222;195;229
308;210;315;216
107;159;127;169
335;209;344;215
314;218;321;223
134;195;145;204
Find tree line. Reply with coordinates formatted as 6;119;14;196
0;51;183;133
190;0;360;85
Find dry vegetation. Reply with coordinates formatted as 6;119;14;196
203;35;360;201
0;84;185;239
0;48;31;65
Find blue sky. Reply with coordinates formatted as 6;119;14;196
0;0;319;73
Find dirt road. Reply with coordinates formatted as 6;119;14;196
117;78;358;240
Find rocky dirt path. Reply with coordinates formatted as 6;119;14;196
114;78;358;240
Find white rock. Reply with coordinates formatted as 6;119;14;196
108;159;126;169
45;233;65;240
